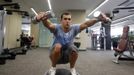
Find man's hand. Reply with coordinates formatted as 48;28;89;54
97;13;111;22
36;12;48;22
34;12;55;32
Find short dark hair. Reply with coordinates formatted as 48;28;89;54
60;12;71;19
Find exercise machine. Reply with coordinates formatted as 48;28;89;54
112;26;134;64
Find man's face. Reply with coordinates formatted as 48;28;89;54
61;15;72;29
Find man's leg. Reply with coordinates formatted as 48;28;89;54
50;43;62;67
48;43;62;75
69;50;78;68
69;46;78;75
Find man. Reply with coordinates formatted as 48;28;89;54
35;12;110;75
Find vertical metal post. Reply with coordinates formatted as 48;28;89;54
103;27;106;50
0;10;5;54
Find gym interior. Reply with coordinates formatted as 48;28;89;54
0;0;134;75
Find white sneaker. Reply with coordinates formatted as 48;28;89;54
112;60;119;64
70;68;77;75
48;67;56;75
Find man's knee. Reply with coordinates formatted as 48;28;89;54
70;51;78;56
53;43;62;54
69;46;78;56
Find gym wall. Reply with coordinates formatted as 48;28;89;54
30;18;55;48
4;12;22;49
31;23;39;47
69;10;91;49
38;22;53;47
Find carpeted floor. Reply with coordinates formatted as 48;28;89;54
0;48;134;75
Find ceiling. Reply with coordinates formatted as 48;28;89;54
12;0;104;17
96;0;134;21
1;0;134;22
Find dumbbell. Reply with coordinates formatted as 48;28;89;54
31;8;54;24
93;11;112;22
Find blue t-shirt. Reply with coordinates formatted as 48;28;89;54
52;24;80;46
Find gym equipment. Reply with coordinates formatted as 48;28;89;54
0;3;28;16
1;48;16;60
45;69;80;75
4;0;12;2
0;56;6;65
0;55;10;65
74;42;81;48
0;10;5;54
100;27;106;50
45;69;71;75
93;11;101;17
1;47;27;61
91;34;98;50
99;12;112;50
0;10;7;64
31;8;55;24
31;8;53;20
112;26;134;64
113;7;134;14
13;47;27;55
100;21;112;50
0;3;20;9
93;11;112;22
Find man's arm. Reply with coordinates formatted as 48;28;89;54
42;19;55;32
80;18;98;31
36;12;55;32
80;13;110;31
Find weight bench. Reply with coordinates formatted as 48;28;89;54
112;26;133;64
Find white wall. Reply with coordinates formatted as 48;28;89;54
111;19;134;37
69;10;91;49
4;12;22;49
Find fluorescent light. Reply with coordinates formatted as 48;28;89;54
47;0;55;17
88;0;109;17
47;0;52;10
30;8;38;15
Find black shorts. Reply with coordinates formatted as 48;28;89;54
50;44;78;64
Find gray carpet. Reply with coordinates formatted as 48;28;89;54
0;48;134;75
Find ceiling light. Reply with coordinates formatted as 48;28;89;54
31;8;38;15
88;0;109;17
47;0;52;10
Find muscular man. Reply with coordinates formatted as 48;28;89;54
36;12;109;75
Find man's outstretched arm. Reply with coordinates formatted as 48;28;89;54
80;13;110;31
80;18;98;31
35;12;55;32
